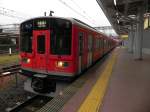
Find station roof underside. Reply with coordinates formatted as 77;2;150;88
96;0;150;35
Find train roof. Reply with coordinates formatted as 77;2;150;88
21;16;109;38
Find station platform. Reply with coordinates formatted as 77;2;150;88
37;47;150;112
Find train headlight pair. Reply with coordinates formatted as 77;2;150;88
57;61;68;67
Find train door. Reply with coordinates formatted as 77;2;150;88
33;30;50;71
87;35;93;67
78;32;84;74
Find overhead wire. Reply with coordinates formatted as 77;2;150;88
58;0;114;35
58;0;97;26
70;0;97;26
0;7;31;20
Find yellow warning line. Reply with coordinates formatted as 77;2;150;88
78;50;117;112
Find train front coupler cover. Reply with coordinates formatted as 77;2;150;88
24;74;69;97
31;74;56;93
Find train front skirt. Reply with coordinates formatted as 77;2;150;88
24;76;69;97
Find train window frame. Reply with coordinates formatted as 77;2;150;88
50;18;72;55
21;20;33;32
98;38;101;49
78;32;84;55
96;38;99;49
100;38;103;49
102;38;104;49
88;35;93;52
37;35;45;54
20;20;33;53
20;32;32;53
106;40;108;48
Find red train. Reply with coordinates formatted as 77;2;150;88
20;16;116;94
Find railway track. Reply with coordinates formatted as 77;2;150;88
0;64;20;77
7;95;52;112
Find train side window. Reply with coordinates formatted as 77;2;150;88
79;32;84;55
99;39;101;49
96;38;99;49
101;39;103;48
95;38;97;49
99;38;102;48
96;38;97;49
102;39;104;48
88;35;93;52
93;38;95;51
104;40;107;48
107;40;109;48
99;39;100;48
37;35;45;54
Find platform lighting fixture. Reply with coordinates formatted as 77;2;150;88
116;12;119;16
114;0;117;6
117;19;120;24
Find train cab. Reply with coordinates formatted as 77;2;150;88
20;17;76;79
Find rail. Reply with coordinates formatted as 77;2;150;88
0;64;20;77
7;95;52;112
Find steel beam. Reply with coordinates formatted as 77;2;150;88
134;6;144;60
128;25;134;53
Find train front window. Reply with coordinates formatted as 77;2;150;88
20;21;33;53
37;35;45;54
20;32;32;53
50;19;72;55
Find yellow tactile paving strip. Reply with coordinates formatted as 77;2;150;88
78;50;118;112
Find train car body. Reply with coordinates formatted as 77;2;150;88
20;16;116;95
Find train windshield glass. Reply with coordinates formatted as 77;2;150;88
20;18;72;54
20;21;33;53
50;19;72;55
37;35;45;54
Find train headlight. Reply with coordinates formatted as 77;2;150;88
27;59;31;63
22;58;31;63
57;61;69;67
57;61;64;67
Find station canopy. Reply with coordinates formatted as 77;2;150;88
96;0;150;35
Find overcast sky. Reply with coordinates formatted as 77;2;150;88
0;0;111;27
